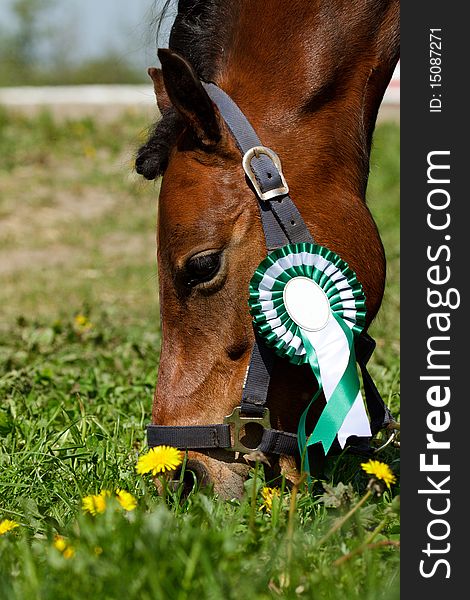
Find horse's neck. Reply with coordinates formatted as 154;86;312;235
219;63;373;200
212;1;398;198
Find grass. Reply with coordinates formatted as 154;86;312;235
0;108;399;600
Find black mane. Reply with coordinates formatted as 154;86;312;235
169;0;233;81
135;0;234;180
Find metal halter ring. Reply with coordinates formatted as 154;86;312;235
242;146;289;201
223;406;271;453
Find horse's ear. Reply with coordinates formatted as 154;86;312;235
157;48;221;146
148;67;172;114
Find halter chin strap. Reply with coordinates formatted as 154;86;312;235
147;82;394;458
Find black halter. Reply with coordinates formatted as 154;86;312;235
147;83;394;459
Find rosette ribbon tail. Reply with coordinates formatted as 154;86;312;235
299;313;371;464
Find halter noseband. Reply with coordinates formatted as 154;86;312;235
147;83;395;460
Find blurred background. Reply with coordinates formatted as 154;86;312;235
0;0;172;86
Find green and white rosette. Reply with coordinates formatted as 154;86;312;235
249;242;371;472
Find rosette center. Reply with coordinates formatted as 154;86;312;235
283;276;331;331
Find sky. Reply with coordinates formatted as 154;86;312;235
0;0;176;68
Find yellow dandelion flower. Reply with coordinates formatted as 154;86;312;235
63;547;75;559
74;314;93;332
361;460;396;488
94;546;103;556
53;535;75;558
261;487;281;512
82;490;110;515
136;446;183;476
0;519;19;535
74;314;88;327
53;535;67;552
116;489;137;511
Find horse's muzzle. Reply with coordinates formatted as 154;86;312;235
170;452;251;499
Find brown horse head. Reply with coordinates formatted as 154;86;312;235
136;0;400;498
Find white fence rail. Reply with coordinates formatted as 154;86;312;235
0;85;156;107
0;64;399;115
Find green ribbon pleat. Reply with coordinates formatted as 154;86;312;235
305;314;360;454
297;333;322;474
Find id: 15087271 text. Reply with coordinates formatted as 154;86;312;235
429;29;442;113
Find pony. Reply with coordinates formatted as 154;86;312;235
136;0;400;498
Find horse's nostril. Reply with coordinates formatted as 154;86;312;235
169;459;210;498
169;467;197;497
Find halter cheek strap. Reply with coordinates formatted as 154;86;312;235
203;83;314;249
146;82;395;458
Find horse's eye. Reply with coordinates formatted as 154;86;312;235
185;252;221;287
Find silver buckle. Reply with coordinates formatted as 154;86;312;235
242;146;289;201
223;406;271;453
